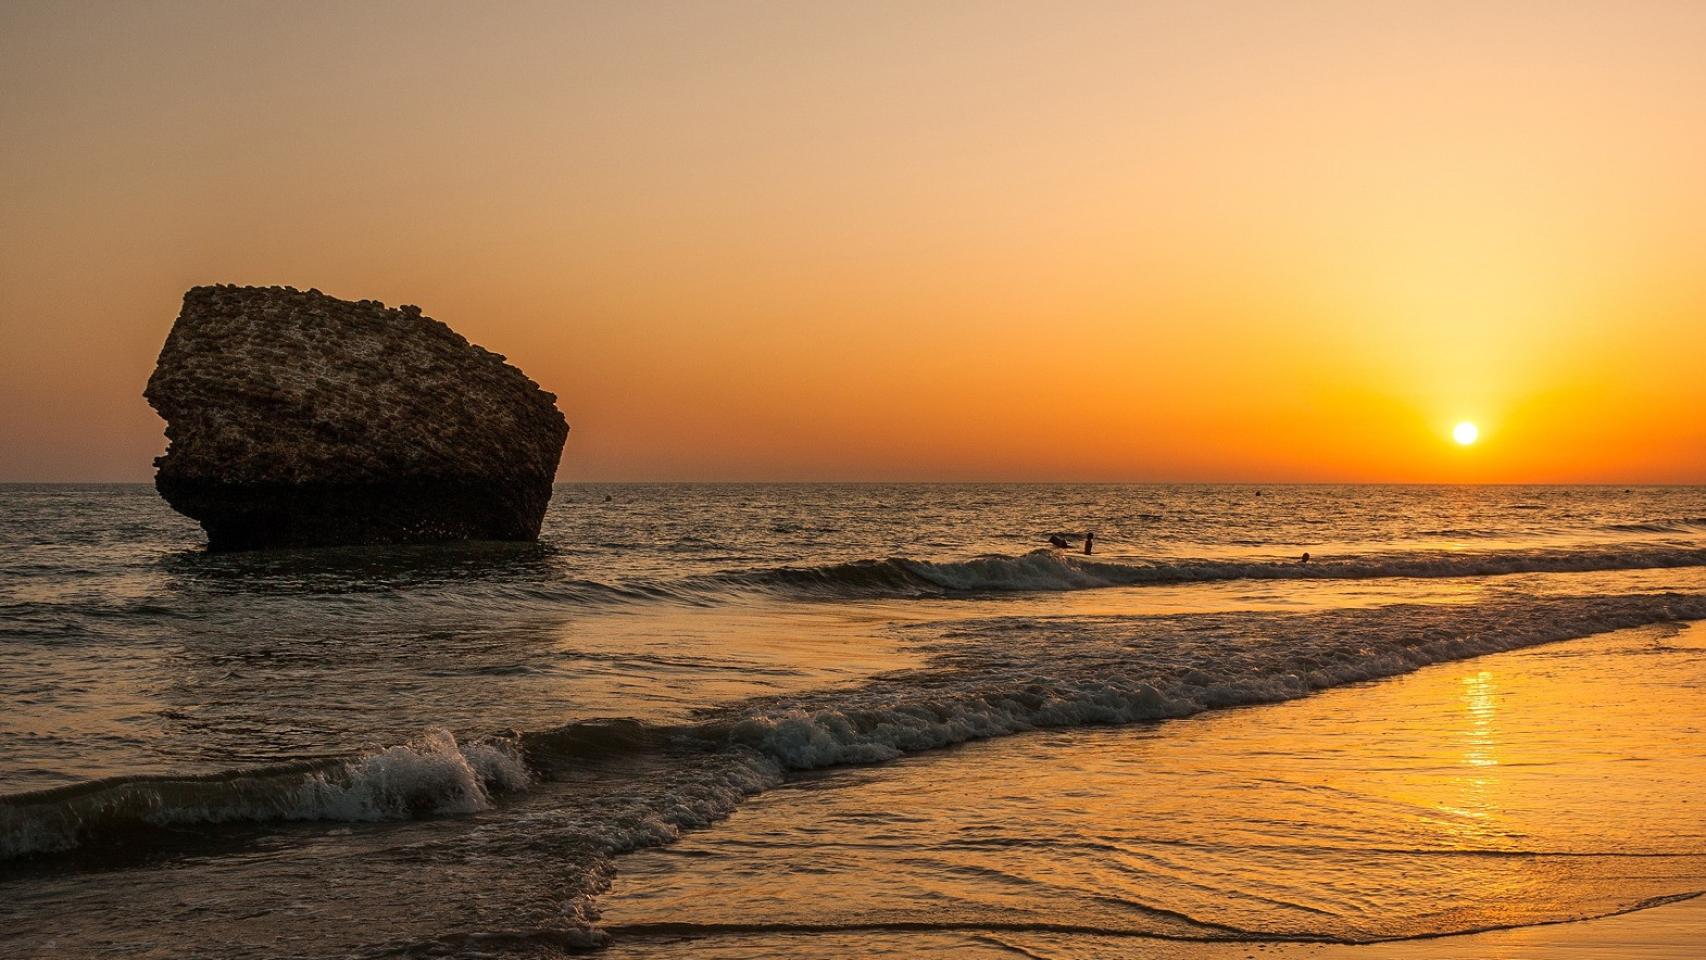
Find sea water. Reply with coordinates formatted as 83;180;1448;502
2;483;1704;957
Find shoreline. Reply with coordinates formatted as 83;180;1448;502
603;895;1706;958
1255;891;1706;959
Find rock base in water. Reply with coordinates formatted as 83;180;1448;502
155;479;557;551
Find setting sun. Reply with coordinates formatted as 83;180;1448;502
1454;422;1480;446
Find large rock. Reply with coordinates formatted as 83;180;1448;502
145;285;569;550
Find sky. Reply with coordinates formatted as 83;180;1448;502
3;0;1705;482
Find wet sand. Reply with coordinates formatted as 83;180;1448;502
603;894;1706;958
1280;892;1706;959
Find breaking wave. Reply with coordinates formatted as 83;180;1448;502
0;730;530;858
716;543;1706;600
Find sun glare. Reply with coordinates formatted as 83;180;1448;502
1453;421;1479;446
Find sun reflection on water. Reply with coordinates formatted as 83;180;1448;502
1428;669;1507;848
1462;669;1500;769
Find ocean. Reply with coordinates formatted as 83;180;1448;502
2;483;1705;958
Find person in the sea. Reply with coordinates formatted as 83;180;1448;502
1048;534;1070;549
1084;531;1095;555
1301;551;1310;564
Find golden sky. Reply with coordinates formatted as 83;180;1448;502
3;1;1704;482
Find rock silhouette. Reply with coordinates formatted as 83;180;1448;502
145;285;568;550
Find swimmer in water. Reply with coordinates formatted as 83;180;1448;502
1085;531;1095;555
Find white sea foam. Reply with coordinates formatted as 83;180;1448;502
278;729;529;822
717;592;1706;770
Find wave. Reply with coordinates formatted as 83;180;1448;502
714;543;1706;600
704;592;1706;769
1602;518;1706;534
0;716;717;862
0;730;530;858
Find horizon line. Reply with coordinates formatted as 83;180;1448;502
4;479;1702;488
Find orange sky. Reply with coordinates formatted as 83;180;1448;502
3;1;1704;482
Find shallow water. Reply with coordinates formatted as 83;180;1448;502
605;620;1706;957
2;483;1704;956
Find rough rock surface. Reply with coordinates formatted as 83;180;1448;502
145;285;569;550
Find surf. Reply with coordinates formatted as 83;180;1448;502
10;591;1705;873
